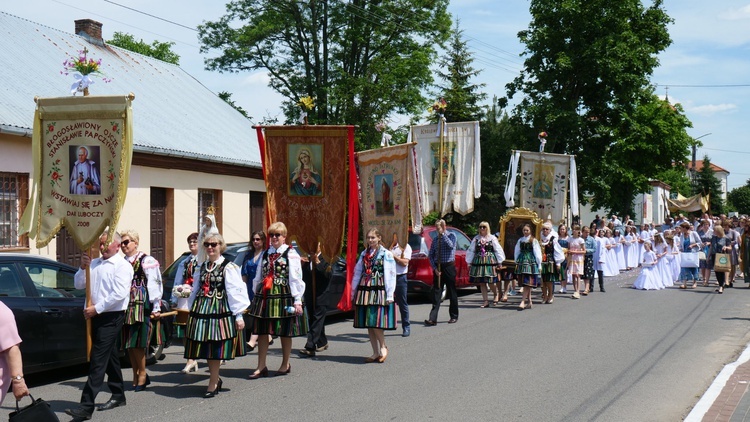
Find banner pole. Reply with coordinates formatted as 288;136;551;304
438;115;445;216
85;245;93;361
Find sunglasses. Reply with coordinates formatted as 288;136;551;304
479;226;488;229
188;240;198;244
121;240;132;246
203;242;219;248
252;238;262;241
269;233;283;238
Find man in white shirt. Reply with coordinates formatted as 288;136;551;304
66;230;133;420
391;240;412;337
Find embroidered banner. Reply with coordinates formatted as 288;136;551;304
409;121;481;217
258;126;352;262
20;95;134;249
357;144;417;249
518;152;571;224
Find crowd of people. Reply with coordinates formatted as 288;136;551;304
4;211;746;419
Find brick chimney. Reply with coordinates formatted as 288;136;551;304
74;19;104;45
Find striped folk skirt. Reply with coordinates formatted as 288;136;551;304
541;261;560;283
353;302;397;330
469;254;498;284
247;283;308;337
184;294;246;360
122;320;152;349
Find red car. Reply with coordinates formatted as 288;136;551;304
406;225;474;299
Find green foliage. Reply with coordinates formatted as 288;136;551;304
107;32;180;65
693;156;725;215
728;181;750;215
504;0;692;215
197;0;451;151
218;91;251;120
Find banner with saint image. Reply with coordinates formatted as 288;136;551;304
357;144;419;248
20;95;134;249
518;151;572;224
409;121;481;217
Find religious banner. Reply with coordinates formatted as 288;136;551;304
357;143;419;248
667;193;709;213
256;126;354;263
20;95;134;249
409;121;481;217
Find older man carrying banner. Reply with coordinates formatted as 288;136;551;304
425;219;458;326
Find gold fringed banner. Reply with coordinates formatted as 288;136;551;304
20;95;134;249
258;126;352;262
357;144;414;249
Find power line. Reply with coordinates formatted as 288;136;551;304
701;147;750;155
103;0;198;31
657;84;750;88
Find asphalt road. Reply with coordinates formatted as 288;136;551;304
3;270;750;422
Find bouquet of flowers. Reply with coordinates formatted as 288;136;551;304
61;48;111;95
429;97;447;114
172;284;192;298
297;96;315;124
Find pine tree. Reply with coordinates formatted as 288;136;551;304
693;156;725;215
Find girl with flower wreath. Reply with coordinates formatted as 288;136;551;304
350;228;397;363
514;224;543;309
466;221;505;307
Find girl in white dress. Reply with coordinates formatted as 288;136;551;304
665;235;681;284
653;234;673;288
633;242;660;290
624;226;638;270
603;229;619;277
614;230;627;271
639;224;652;266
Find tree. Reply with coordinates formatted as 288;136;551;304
107;32;180;65
217;91;250;120
504;0;693;216
693;156;725;215
431;21;486;123
728;180;750;215
197;0;451;150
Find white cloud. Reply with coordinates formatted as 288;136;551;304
719;4;750;20
685;103;738;116
241;72;271;86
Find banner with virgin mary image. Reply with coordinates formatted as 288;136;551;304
256;126;354;263
408;121;481;217
20;95;134;249
357;143;419;248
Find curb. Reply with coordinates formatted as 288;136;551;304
686;342;750;421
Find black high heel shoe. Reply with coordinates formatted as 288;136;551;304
203;379;222;398
249;367;269;379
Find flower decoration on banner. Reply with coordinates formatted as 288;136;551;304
107;159;116;189
47;158;63;188
538;131;548;152
61;48;112;95
375;120;392;147
429;97;448;114
297;96;315;124
172;284;192;298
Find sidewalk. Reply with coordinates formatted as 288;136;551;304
687;342;750;421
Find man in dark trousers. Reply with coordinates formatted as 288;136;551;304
66;230;133;420
299;245;333;357
425;219;458;325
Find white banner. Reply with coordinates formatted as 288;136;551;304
518;151;571;224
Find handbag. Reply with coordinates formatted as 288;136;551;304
697;251;707;261
714;253;732;272
8;395;59;422
681;252;699;268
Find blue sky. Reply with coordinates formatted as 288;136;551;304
5;0;749;189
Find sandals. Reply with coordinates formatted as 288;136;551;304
679;285;687;289
480;302;490;308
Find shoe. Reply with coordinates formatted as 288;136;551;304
246;342;256;352
600;287;606;292
448;318;457;324
480;302;490;308
203;380;221;399
509;290;517;296
424;319;437;326
679;285;687;289
181;361;199;373
249;367;269;379
691;283;697;289
275;364;291;376
97;399;126;411
718;287;724;294
377;347;388;363
582;290;588;296
134;375;149;392
518;300;526;310
65;407;93;420
402;326;410;337
315;344;329;352
547;297;554;304
298;348;316;357
365;356;378;363
500;295;508;302
572;292;580;299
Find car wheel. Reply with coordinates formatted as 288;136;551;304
146;343;164;366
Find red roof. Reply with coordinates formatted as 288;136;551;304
686;160;730;174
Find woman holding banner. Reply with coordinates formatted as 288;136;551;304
120;230;163;392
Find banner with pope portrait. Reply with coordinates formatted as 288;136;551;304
20;95;134;249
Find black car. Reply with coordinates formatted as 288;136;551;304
0;254;86;374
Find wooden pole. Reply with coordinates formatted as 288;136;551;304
85;245;92;361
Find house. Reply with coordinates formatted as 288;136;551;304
0;12;265;267
578;181;672;227
686;160;730;202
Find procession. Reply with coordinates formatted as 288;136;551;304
3;1;750;421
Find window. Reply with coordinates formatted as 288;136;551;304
0;173;29;249
22;263;79;298
0;265;26;297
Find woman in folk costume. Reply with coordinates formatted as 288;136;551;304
514;224;543;309
633;241;660;290
185;233;249;398
613;229;627;271
652;234;672;289
248;222;307;378
603;229;619;277
350;228;397;363
466;221;505;308
624;226;639;270
540;222;565;304
119;230;163;391
174;232;200;374
197;207;220;265
557;224;571;294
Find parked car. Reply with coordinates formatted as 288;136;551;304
406;225;474;299
0;254;88;374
